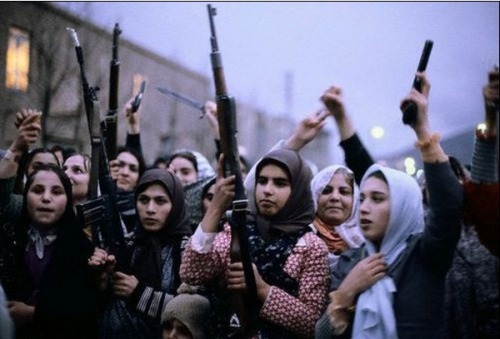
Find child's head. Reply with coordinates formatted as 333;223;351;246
161;294;210;339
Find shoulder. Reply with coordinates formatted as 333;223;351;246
297;231;329;255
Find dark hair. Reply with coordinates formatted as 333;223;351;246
256;158;291;182
23;163;73;213
153;156;167;167
50;144;65;154
14;148;60;194
367;170;387;184
20;148;60;175
167;151;198;173
116;146;147;177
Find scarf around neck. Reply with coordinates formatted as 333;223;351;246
352;164;424;339
132;169;191;287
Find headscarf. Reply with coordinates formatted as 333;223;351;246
352;164;425;339
184;175;216;231
310;165;364;250
132;169;191;288
170;149;215;181
252;148;315;238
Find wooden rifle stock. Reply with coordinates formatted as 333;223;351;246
207;5;259;337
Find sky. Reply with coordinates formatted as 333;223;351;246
54;1;499;160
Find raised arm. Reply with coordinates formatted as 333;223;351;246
402;72;462;272
321;86;374;185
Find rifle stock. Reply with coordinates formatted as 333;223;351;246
207;5;259;337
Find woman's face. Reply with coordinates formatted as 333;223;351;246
27;152;59;176
136;183;173;232
162;318;192;339
27;170;68;229
316;172;354;225
202;183;215;215
63;155;89;204
255;164;291;217
359;176;390;245
116;151;140;191
168;156;197;186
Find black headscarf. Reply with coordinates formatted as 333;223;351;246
17;164;98;337
253;148;315;238
131;169;191;288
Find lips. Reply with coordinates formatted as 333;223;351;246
37;207;55;213
360;218;372;227
259;199;274;207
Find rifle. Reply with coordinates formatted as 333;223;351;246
157;86;205;118
401;40;433;126
207;5;259;337
67;28;129;273
103;23;122;162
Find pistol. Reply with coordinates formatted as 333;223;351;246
131;80;147;113
401;40;433;126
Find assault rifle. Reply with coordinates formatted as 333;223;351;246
67;28;129;273
157;86;205;118
207;5;259;337
103;23;122;162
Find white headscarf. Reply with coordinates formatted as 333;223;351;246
352;164;424;339
310;165;364;249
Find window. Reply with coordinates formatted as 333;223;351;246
6;27;30;91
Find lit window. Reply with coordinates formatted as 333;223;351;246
6;27;30;91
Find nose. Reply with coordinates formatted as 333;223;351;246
262;182;274;195
146;200;156;213
359;199;369;215
41;191;52;202
329;189;340;201
120;165;130;176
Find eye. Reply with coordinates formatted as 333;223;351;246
321;186;333;195
129;165;139;173
204;193;214;201
154;197;170;205
137;195;150;204
30;185;44;194
52;186;65;195
274;178;290;188
256;177;268;185
339;187;352;196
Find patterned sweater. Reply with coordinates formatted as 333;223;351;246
180;224;329;338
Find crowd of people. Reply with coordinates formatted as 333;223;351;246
0;60;498;339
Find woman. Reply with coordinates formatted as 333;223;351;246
2;164;98;339
113;146;147;233
62;152;91;207
89;168;192;339
310;165;364;272
315;72;463;338
180;148;329;338
168;149;216;231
